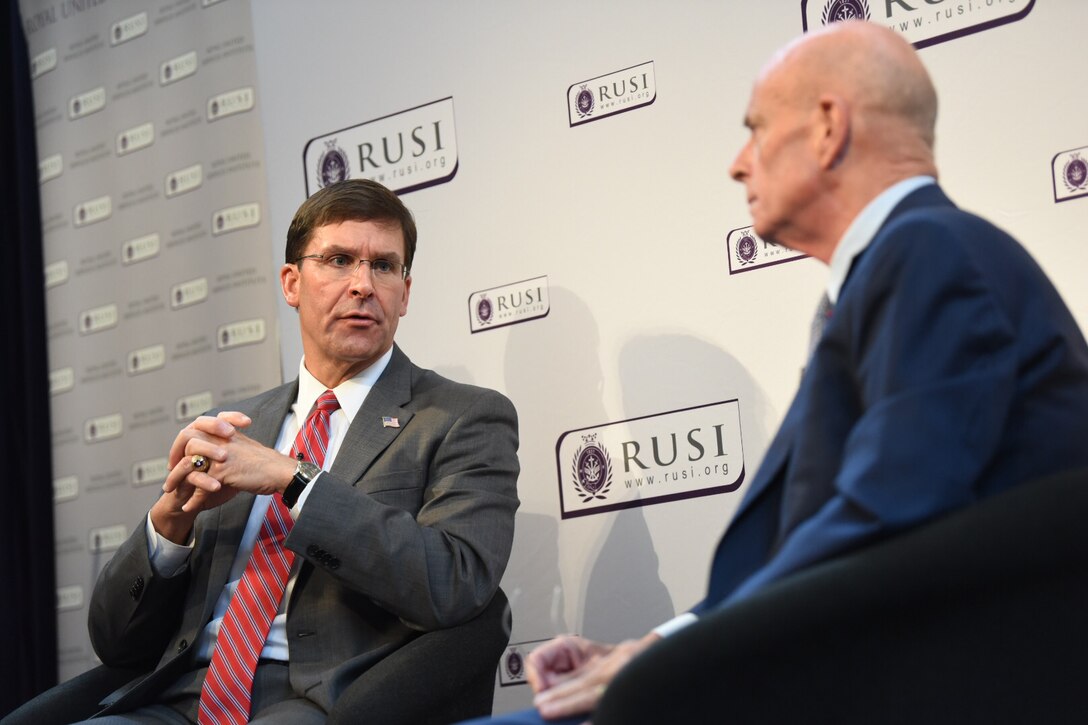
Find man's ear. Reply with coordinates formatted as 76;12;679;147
281;263;300;309
399;274;412;318
815;94;850;170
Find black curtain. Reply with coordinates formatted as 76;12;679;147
1;0;59;715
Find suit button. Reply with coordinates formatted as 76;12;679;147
177;639;188;653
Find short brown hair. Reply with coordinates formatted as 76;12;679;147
285;179;417;272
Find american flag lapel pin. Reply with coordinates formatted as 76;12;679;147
382;416;400;428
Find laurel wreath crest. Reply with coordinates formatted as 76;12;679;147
575;85;595;119
571;443;613;502
475;296;494;325
735;235;758;266
822;0;871;25
317;146;349;188
1063;155;1088;192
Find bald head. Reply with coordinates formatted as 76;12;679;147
768;20;938;149
730;22;939;262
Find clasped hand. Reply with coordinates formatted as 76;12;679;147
525;632;660;722
160;412;296;515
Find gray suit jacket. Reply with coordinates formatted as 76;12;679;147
86;345;520;714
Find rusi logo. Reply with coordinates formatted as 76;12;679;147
110;11;147;46
54;475;79;503
498;639;554;687
88;524;128;554
31;47;57;79
49;367;74;395
207;86;255;122
176;391;213;421
819;0;871;22
212;202;260;236
568;61;656;127
1052;145;1088;203
171;277;209;309
468;275;550;333
801;0;1036;49
727;225;806;274
117;122;154;156
303;97;459;196
127;343;166;375
132;457;170;487
555;400;746;519
57;585;84;611
217;318;266;350
570;433;613;502
165;163;203;198
73;195;111;227
122;233;160;265
161;50;198;85
45;259;69;288
79;303;118;335
39;153;63;183
84;412;123;443
502;648;526;686
69;86;106;120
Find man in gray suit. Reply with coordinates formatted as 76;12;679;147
77;180;520;722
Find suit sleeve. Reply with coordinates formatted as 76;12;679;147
286;387;520;630
724;214;1019;604
87;517;191;668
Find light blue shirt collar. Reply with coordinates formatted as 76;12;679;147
826;176;936;304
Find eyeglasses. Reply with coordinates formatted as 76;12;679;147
295;253;409;282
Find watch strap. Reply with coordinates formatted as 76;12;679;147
283;457;320;508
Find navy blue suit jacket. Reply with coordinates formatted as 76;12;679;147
695;184;1088;613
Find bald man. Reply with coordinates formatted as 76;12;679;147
467;20;1088;725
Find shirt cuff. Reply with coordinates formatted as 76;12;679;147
145;512;193;578
652;612;698;638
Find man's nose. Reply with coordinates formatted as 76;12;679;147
729;142;750;182
347;262;375;294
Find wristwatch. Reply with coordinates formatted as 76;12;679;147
283;455;320;508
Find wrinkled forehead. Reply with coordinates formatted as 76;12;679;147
304;219;406;259
745;64;793;123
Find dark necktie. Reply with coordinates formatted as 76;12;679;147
809;293;833;358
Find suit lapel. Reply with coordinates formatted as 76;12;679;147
329;345;417;484
729;187;953;526
734;185;956;525
730;392;802;521
245;381;300;447
839;184;955;298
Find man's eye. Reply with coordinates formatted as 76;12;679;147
328;254;353;267
371;259;395;274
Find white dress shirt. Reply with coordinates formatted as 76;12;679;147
145;347;392;662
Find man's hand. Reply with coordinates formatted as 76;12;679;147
151;411;296;542
526;632;661;721
164;411;250;476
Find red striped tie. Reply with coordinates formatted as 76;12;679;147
198;390;340;724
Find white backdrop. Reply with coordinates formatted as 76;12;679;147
29;0;1088;715
251;1;1088;712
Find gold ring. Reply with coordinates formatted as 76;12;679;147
191;454;207;471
